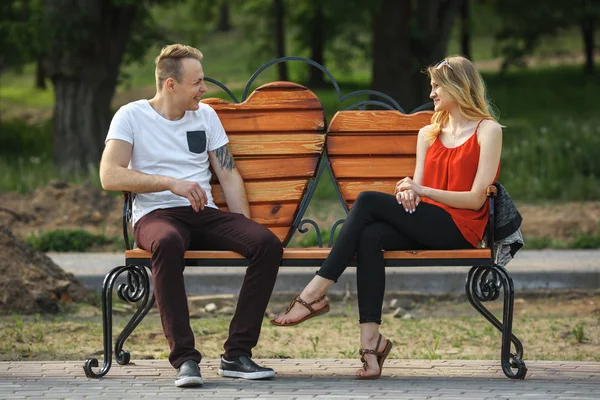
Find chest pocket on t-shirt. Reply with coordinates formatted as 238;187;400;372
186;130;207;154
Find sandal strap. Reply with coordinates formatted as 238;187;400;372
284;294;326;314
358;334;385;357
294;294;326;313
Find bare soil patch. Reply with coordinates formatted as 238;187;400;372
0;180;123;249
0;227;94;315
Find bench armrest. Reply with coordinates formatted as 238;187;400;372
122;192;133;250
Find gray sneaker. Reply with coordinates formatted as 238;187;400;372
218;355;275;380
175;360;204;387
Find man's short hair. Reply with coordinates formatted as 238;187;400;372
155;44;204;89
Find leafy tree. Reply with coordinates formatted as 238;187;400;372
492;0;599;75
0;0;45;74
287;0;370;87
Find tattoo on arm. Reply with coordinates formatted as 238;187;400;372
214;145;236;171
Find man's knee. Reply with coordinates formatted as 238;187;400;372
152;230;185;254
252;228;283;262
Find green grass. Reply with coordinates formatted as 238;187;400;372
25;229;116;252
524;225;600;249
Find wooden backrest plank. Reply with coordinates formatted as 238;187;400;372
212;180;309;206
327;110;433;209
219;203;297;226
327;135;418;155
228;133;325;156
328;110;432;133
330;157;415;179
231;156;320;180
337;180;398;201
213;110;325;132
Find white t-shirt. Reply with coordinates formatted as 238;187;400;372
105;100;229;225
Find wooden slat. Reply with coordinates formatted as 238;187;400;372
328;110;432;133
212;179;308;205
204;89;322;111
228;134;325;156
327;135;418;155
219;203;297;225
215;110;325;132
330;156;415;178
231;156;319;180
337;180;397;201
125;248;491;260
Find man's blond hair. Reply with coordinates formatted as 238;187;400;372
155;44;204;90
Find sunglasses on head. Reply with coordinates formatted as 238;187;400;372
436;60;453;70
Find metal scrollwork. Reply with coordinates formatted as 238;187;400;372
466;264;527;380
117;266;150;303
328;219;346;248
297;219;323;248
471;266;501;302
83;264;155;379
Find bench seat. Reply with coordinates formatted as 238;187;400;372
125;248;492;267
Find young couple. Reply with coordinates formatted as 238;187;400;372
100;43;501;387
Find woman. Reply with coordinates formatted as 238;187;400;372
272;56;502;379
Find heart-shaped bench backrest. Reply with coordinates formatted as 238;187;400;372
327;110;433;210
203;82;326;243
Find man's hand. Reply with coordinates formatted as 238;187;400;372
168;178;208;212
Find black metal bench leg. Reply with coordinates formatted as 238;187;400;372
83;264;154;378
114;265;155;365
466;264;528;380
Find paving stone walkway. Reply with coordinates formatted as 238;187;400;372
1;359;599;399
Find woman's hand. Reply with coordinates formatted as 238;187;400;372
394;177;425;213
397;177;424;196
395;189;421;213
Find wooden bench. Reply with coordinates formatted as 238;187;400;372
84;81;527;380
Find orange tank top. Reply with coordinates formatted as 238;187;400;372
421;120;499;247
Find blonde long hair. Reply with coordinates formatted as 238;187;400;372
425;56;498;141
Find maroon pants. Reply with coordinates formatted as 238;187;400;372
134;206;282;368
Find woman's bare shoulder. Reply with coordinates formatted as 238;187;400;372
418;124;436;146
418;124;435;135
478;119;502;135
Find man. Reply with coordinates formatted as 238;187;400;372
99;44;282;387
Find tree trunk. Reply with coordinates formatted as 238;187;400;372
307;2;326;87
42;0;139;173
371;0;412;110
371;0;461;112
460;0;471;60
274;0;288;81
581;16;595;75
217;2;231;32
35;58;46;90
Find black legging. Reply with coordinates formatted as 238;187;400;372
317;191;474;324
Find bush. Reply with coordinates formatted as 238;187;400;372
26;229;114;252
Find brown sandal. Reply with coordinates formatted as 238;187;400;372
357;334;393;379
270;294;330;326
